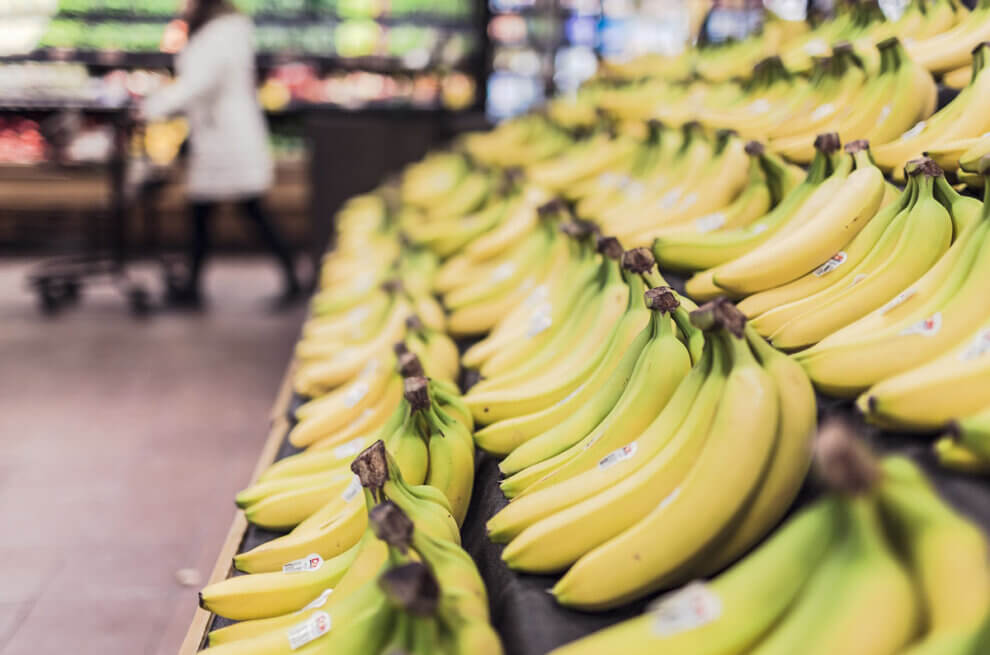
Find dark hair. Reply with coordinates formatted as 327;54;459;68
186;0;238;35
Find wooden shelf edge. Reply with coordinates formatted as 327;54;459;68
177;360;297;655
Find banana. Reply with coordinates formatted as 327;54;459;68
466;246;605;395
877;456;990;652
874;43;990;175
289;364;398;448
802;172;990;350
685;138;854;299
200;538;361;621
713;141;885;295
739;169;916;322
691;324;816;576
934;434;990;473
443;225;552;311
470;231;599;378
293;297;413;396
527;133;636;192
496;275;663;476
545;498;840;655
658;137;835;273
486;335;720;545
458;186;551;263
796;176;990;396
642;143;774;241
765;46;865;141
858;308;990;430
612;134;753;245
750;496;919;655
946;405;990;462
464;243;640;423
419;388;475;527
860;39;937;148
740;166;917;323
906;0;990;74
551;302;779;610
768;160;952;350
499;286;692;498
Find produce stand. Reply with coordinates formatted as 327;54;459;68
179;272;990;655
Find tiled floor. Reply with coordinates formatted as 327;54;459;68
0;257;305;655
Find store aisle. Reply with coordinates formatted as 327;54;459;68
0;258;305;655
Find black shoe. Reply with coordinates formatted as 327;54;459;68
165;281;204;310
267;284;304;312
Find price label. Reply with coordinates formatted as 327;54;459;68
283;554;323;574
286;611;331;650
650;582;722;637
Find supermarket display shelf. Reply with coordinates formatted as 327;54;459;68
178;362;298;655
0;49;477;74
0;99;130;113
51;9;476;29
181;271;990;655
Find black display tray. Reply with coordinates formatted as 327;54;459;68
206;308;990;655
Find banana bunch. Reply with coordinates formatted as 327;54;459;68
742;157;954;351
907;0;990;74
936;408;990;474
238;371;474;543
460;113;573;170
778;0;885;72
547;424;990;655
772;38;936;165
399;151;469;210
796;161;990;397
686;138;886;302
199;449;500;655
494;277;696;494
201;440;459;623
295;284;457;398
872;42;990;178
654;133;844;273
464;235;654;427
488;298;816;610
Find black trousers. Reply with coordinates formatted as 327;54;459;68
188;197;298;292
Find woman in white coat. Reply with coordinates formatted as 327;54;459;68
142;0;301;308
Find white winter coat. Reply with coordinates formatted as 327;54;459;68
143;14;273;201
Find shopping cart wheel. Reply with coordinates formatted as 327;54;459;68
128;286;151;317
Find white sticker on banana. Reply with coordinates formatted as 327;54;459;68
812;251;847;277
527;310;553;338
283;553;324;574
959;328;990;361
598;442;638;470
694;212;726;234
880;287;917;314
286;611;331;650
845;274;867;290
658;188;683;210
296;589;333;613
624;181;646;200
874;104;892;127
333;436;367;460
900;121;927;141
524;284;550;307
342;380;370;408
491;262;516;283
747;99;771;115
899;312;942;337
810;103;835;121
650;581;722;637
341;475;362;502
